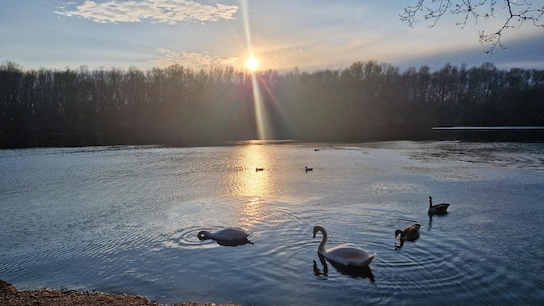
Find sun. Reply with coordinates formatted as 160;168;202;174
246;56;259;71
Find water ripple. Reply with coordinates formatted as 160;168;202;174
1;143;543;305
163;225;225;250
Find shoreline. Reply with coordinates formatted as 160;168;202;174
0;279;237;306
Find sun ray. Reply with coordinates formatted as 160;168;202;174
240;0;270;140
251;74;269;140
240;1;253;57
258;76;292;135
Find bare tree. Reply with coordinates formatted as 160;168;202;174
400;0;544;53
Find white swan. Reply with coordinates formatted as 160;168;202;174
313;226;376;267
198;228;253;246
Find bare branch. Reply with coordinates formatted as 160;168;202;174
400;0;544;53
400;0;426;28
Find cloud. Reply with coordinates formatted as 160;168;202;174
149;48;238;68
55;0;238;24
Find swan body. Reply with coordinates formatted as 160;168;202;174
305;166;313;172
313;226;376;267
428;196;450;215
198;228;252;246
255;167;264;172
395;223;420;241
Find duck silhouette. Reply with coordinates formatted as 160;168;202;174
428;196;450;215
395;223;420;249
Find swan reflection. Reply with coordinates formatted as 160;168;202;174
214;239;253;247
313;255;375;281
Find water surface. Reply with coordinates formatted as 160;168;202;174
1;141;543;305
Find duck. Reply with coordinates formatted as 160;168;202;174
197;228;253;246
305;166;313;172
395;223;420;242
313;226;376;267
428;196;450;215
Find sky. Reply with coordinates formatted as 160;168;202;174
1;0;543;73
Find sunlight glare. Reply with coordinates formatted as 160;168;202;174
225;145;274;228
246;57;259;71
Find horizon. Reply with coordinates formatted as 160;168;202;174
3;58;542;74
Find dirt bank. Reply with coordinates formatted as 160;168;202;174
0;279;237;306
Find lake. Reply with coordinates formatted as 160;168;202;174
1;141;543;305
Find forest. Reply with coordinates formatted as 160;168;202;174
1;60;543;148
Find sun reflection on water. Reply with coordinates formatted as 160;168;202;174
225;144;276;229
230;144;273;198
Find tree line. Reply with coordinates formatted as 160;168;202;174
1;60;543;147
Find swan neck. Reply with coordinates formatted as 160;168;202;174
314;226;327;252
429;197;433;207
